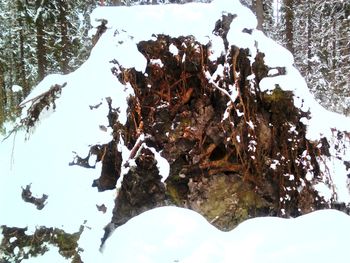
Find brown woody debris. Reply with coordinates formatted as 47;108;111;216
21;184;48;210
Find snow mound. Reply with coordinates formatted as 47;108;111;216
103;207;350;263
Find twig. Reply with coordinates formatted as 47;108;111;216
205;71;235;102
19;82;66;108
2;124;20;142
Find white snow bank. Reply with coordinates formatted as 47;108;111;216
90;0;257;44
90;0;256;72
102;207;350;263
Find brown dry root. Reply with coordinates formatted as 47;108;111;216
92;141;123;191
69;140;122;192
69;150;96;169
111;148;166;227
100;147;166;247
21;184;48;210
70;95;124;191
92;19;107;46
100;16;337;237
20;83;66;133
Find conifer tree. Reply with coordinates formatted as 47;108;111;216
0;0;98;131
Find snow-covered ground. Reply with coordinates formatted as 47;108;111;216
103;207;350;263
1;0;350;262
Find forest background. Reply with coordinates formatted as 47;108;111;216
0;0;349;134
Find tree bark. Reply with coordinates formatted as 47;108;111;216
0;64;6;118
17;0;29;96
58;0;70;74
255;0;264;31
35;0;47;82
111;0;123;5
306;3;312;74
283;0;294;53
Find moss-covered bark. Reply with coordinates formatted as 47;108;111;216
0;225;84;263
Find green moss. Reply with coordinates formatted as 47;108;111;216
187;174;269;230
52;227;82;259
166;184;183;205
262;85;299;124
266;86;282;101
0;225;84;263
168;117;192;142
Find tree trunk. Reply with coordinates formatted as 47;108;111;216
111;0;123;5
255;0;264;31
306;3;312;74
332;19;337;71
17;0;29;96
283;0;294;53
58;0;70;74
35;0;47;82
0;64;6;124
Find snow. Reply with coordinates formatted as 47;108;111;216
252;30;294;66
146;146;170;183
12;85;23;92
205;67;239;103
23;245;69;263
150;58;164;67
1;0;350;262
169;43;179;56
102;207;350;263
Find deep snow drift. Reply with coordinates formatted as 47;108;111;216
103;207;350;263
1;0;350;262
